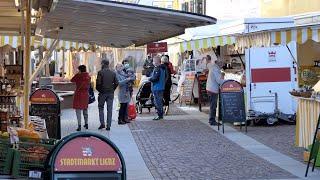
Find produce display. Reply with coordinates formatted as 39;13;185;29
16;128;41;139
0;115;56;179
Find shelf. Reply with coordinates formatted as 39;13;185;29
0;95;17;97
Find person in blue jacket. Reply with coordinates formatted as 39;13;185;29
149;56;167;120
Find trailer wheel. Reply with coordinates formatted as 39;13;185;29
267;117;278;125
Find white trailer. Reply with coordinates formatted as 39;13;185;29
245;42;298;125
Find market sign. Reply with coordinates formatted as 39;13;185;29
30;89;58;104
220;81;242;92
54;136;121;172
219;80;247;133
147;42;167;54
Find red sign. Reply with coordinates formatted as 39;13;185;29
54;136;121;172
30;89;58;104
147;42;167;54
220;81;242;93
251;68;291;83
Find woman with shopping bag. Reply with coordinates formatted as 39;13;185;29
115;64;134;124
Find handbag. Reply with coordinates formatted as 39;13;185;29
88;83;96;104
128;97;137;120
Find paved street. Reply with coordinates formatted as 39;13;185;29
60;99;320;180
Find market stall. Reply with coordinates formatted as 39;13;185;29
235;24;320;148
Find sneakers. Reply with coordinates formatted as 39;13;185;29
76;126;81;131
124;119;131;123
83;124;88;129
118;121;126;125
153;116;163;121
106;127;110;131
98;124;106;129
209;121;218;126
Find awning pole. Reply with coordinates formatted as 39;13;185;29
236;50;246;69
23;0;31;127
29;39;59;85
20;0;25;66
62;49;65;77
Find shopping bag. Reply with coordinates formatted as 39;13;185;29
128;98;137;120
88;84;96;104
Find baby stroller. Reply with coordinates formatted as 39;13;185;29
136;81;154;114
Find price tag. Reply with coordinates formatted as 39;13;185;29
29;171;42;179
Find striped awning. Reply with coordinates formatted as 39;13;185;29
235;25;320;50
179;35;236;52
0;36;99;51
271;26;320;45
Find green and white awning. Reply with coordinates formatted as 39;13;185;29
179;35;236;52
0;35;99;51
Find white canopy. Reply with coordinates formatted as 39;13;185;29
37;0;216;48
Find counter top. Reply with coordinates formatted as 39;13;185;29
292;96;320;102
51;81;74;84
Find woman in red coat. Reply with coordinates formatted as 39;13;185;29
71;65;91;131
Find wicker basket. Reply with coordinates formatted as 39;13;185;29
289;91;300;97
289;91;312;98
300;91;312;98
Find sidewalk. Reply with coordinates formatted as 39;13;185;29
60;99;154;180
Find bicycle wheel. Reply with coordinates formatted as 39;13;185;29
170;83;179;103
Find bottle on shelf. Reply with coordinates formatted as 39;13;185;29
2;77;6;95
0;77;3;95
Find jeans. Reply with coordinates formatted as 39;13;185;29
209;92;218;123
75;109;88;126
98;92;114;128
119;103;128;122
153;90;164;118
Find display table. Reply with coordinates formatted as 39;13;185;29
51;82;76;91
295;97;320;148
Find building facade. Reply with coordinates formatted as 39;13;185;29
260;0;320;17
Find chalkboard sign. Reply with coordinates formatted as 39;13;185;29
197;74;208;112
219;80;247;133
181;72;195;104
30;89;61;139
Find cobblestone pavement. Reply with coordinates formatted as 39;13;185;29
129;115;296;180
201;106;305;163
137;103;187;117
238;124;305;163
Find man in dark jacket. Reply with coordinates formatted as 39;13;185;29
149;56;167;120
96;60;118;131
143;56;154;77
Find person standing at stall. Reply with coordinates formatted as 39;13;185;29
71;65;91;131
149;56;166;120
143;55;155;77
115;64;133;125
206;59;225;126
161;55;172;115
96;60;118;131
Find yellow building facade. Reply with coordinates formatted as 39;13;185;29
261;0;320;17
